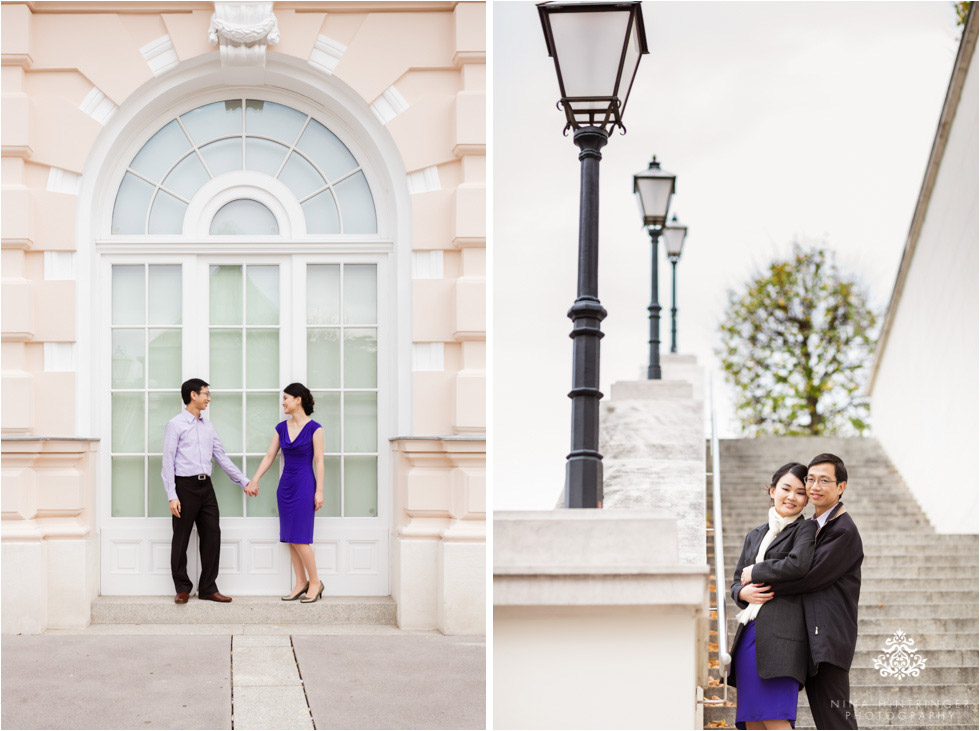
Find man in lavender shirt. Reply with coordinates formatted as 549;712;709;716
162;378;257;604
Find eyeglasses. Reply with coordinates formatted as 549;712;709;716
805;477;838;487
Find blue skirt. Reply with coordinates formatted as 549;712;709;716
733;620;798;729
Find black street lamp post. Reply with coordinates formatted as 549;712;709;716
663;214;688;354
633;156;677;379
539;1;648;509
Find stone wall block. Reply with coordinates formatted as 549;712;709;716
412;372;455;437
32;280;75;341
1;188;34;247
453;90;485;152
453;276;485;338
405;466;451;514
1;93;33;156
1;371;34;433
453;183;485;246
1;465;37;520
454;371;486;434
412;279;455;342
1;278;34;339
35;465;84;516
1;3;33;61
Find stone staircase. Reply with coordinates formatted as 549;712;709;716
703;437;979;730
90;595;397;626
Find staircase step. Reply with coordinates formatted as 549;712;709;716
709;661;979;683
702;701;979;729
91;595;397;625
723;617;979;634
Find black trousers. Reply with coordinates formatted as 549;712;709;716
806;662;858;730
171;475;221;595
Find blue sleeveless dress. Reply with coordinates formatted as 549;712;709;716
275;419;321;544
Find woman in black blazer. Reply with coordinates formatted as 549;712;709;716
727;462;817;730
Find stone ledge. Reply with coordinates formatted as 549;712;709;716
494;572;708;607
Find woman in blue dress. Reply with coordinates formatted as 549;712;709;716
248;382;325;603
727;462;817;729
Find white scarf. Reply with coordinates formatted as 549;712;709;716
735;506;803;625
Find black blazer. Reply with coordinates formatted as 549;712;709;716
753;501;863;672
727;516;817;689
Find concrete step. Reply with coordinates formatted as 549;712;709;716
858;590;980;605
709;663;979;685
702;701;979;729
710;631;980;653
91;595;397;625
722;617;979;635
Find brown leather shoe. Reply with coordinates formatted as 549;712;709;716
175;592;190;604
199;591;232;603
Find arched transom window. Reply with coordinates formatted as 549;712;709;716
111;99;378;236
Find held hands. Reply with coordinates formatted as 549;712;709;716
169;498;181;518
314;490;324;511
740;564;754;586
244;480;259;497
739;583;773;605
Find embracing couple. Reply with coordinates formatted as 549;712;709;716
728;453;864;730
162;378;325;605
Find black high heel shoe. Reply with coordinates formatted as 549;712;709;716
282;582;309;601
300;580;324;603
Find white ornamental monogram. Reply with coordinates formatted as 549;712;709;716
873;629;927;680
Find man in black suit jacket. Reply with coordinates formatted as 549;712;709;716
751;453;863;730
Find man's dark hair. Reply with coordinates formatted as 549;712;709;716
181;378;209;405
808;452;847;484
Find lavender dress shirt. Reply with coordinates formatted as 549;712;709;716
161;408;249;501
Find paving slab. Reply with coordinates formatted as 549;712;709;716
233;634;292;647
232;645;301;686
0;635;231;730
293;635;485;730
233;685;313;730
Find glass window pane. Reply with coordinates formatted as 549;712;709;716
148;391;179;453
278;152;324;200
209;394;243;454
130;120;191;183
112;393;145;453
311;391;340;452
322;456;341;517
148;455;171;517
344;329;377;389
245;456;280;517
148;329;181;389
246;265;279;325
209;265;242;325
246;330;279;389
162;153;209;200
111;330;144;389
148;265;181;326
307;328;340;388
246;392;280;453
112;265;144;326
344;456;377;517
245;100;307;143
301;190;341;235
307;265;340;325
180;100;243;145
343;264;377;324
112;456;145;517
111;174;154;235
210;199;279;235
211;455;244;517
344;392;377;453
148;190;187;235
209;330;243;390
295;119;358;181
199;138;243;177
245;138;289;177
334;172;377;234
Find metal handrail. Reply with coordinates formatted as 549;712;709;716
705;371;730;704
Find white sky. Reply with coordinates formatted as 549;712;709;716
491;0;962;510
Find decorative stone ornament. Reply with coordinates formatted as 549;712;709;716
208;2;280;67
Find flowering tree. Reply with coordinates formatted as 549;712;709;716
717;244;878;436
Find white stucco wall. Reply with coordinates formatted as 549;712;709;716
870;40;979;534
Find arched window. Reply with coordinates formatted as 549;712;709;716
110;99;377;236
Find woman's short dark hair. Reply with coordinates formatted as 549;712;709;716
284;382;315;415
181;378;209;405
770;462;808;489
809;453;847;483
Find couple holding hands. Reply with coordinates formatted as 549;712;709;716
728;453;864;730
162;379;325;605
